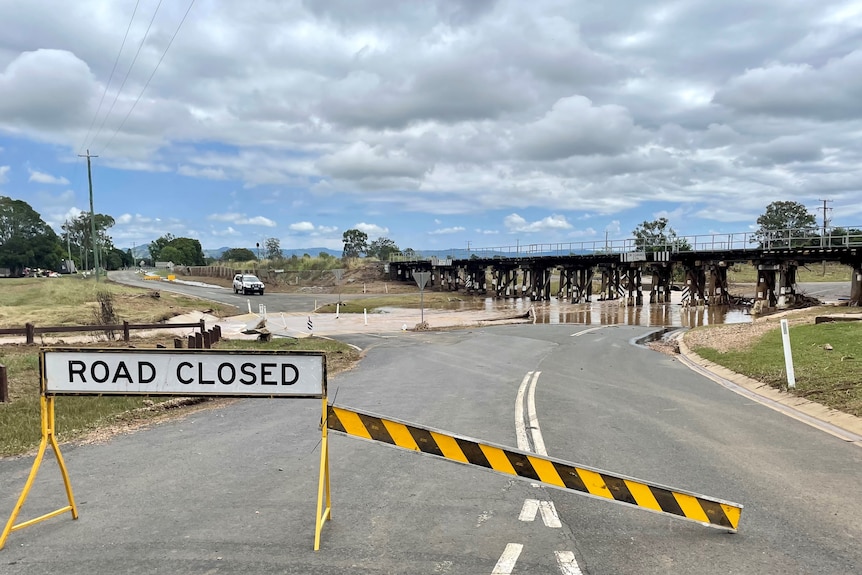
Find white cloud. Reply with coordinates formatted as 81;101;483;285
289;221;315;232
28;168;69;185
207;212;276;227
177;165;228;180
355;222;389;237
429;226;465;235
0;165;8;184
503;213;572;233
604;220;621;234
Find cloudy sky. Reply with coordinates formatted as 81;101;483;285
1;0;861;254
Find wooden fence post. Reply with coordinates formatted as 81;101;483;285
0;364;8;403
188;335;196;349
123;321;130;342
174;338;183;349
194;332;203;349
25;323;34;345
203;331;211;349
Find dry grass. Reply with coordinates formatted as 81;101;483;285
0;276;232;327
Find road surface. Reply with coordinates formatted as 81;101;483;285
2;324;860;574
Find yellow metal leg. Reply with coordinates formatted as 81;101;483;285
314;396;332;551
1;396;78;550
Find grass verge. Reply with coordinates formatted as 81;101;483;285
0;336;360;457
691;321;861;417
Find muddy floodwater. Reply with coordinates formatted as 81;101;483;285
460;290;752;328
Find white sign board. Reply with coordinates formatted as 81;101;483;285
42;349;325;397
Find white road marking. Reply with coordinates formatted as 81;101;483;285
519;499;561;528
491;543;523;574
518;499;540;522
555;551;584;574
513;371;586;574
526;372;547;456
571;326;604;337
515;371;545;454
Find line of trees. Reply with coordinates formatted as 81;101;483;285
341;229;404;260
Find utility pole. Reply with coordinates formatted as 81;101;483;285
79;150;100;282
818;199;832;276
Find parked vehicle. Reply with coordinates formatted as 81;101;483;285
233;274;265;295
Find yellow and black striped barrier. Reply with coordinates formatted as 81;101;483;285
327;405;742;531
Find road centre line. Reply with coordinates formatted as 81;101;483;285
571;326;604;337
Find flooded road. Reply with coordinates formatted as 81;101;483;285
479;292;751;328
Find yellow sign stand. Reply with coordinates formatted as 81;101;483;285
1;395;79;550
1;348;334;552
314;395;332;551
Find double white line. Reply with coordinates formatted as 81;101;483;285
492;371;584;575
515;371;547;456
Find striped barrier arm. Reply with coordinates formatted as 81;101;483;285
327;405;742;531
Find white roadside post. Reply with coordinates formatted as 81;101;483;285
780;319;796;389
414;271;431;324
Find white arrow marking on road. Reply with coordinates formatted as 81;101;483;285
491;543;523;574
519;499;562;528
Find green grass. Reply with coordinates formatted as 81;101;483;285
693;322;862;417
0;275;360;457
728;262;852;284
317;292;485;313
0;337;359;457
0;275;233;327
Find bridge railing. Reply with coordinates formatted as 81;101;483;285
389;225;862;263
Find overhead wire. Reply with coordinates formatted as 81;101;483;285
78;0;142;156
99;0;197;156
88;0;164;152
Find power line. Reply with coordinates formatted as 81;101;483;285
99;0;196;155
78;0;143;155
88;0;164;152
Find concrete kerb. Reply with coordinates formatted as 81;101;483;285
676;334;862;447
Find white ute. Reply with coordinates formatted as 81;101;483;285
233;274;265;295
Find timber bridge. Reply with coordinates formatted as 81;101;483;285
387;227;862;309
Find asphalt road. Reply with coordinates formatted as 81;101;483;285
2;322;860;574
108;270;377;314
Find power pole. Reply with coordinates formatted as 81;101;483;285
79;150;100;282
818;199;832;276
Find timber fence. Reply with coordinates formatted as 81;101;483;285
0;320;207;345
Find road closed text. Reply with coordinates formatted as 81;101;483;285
43;351;325;397
67;360;300;387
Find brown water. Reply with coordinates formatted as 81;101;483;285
475;293;751;328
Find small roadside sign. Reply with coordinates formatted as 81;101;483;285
413;271;430;289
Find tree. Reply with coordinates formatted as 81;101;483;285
632;218;691;252
264;237;282;261
60;212;115;271
0;196;64;274
149;234;205;265
148;233;175;262
342;229;368;258
221;248;257;261
367;237;400;260
752;201;817;248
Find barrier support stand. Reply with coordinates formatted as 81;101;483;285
1;395;78;550
313;394;332;551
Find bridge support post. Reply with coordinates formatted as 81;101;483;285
623;266;643;306
599;265;620;301
707;263;730;305
574;268;594;303
777;262;798;308
558;267;572;301
851;265;861;306
649;265;672;304
754;264;778;313
681;264;706;307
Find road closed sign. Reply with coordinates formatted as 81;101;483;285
41;348;326;397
